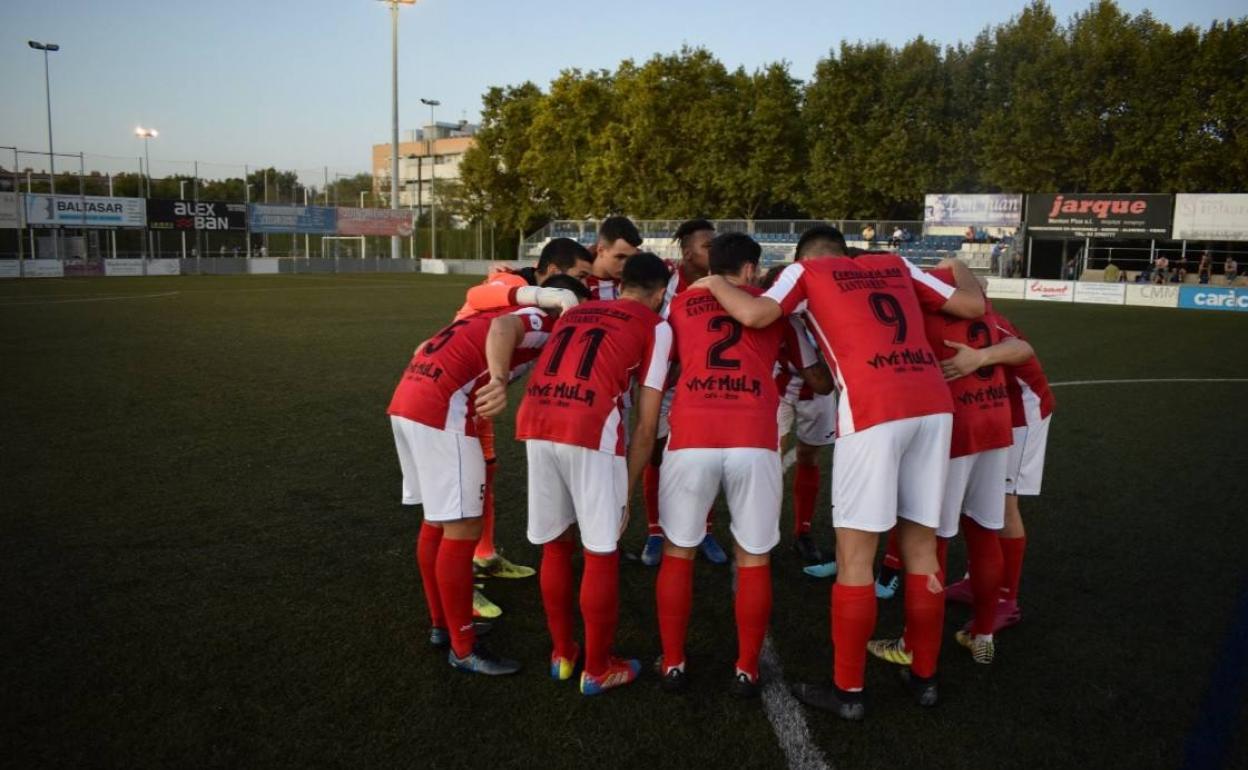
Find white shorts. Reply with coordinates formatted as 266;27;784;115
831;413;952;532
659;447;782;555
525;440;628;553
778;393;837;447
656;387;676;440
938;448;1007;538
1006;416;1051;496
390;415;485;521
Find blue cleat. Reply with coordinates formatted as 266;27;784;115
803;560;839;579
448;642;521;676
641;534;665;566
875;574;901;600
429;620;492;649
580;657;641;696
699;533;729;564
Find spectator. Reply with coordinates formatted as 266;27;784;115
1104;262;1121;283
259;245;268;258
1226;255;1240;284
1063;257;1078;281
890;225;904;247
991;241;1004;274
861;224;876;243
1198;251;1212;284
964;225;976;242
1154;254;1169;283
232;246;240;258
220;245;227;258
1010;252;1023;277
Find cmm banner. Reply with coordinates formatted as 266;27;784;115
24;194;146;228
248;204;336;234
924;194;1023;227
1025;193;1171;239
148;200;247;231
1172;194;1248;242
337;207;415;237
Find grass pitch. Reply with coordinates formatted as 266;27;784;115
3;273;1246;769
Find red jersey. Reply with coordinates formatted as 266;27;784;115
763;254;956;436
660;260;694;318
388;307;555;435
992;312;1056;427
516;298;671;455
667;287;790;451
773;316;822;402
922;271;1013;458
584;275;619;301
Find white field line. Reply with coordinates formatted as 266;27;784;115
1051;378;1248;387
0;291;180;306
759;634;833;770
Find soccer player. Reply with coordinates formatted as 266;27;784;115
943;309;1054;631
389;274;588;676
867;270;1031;668
642;218;729;567
655;233;831;697
692;225;985;718
478;252;673;696
584;216;643;301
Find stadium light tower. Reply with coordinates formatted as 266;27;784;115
382;0;416;260
28;40;60;258
421;97;440;260
134;126;158;197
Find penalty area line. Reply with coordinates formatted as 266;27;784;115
0;291;180;306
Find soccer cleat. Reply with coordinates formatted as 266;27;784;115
943;576;973;604
655;657;688;693
472;588;502;619
791;682;865;721
473;553;536;580
955;629;996;664
802;560;838;579
867;637;913;666
994;599;1023;631
550;643;581;682
792;533;825;565
448;642;522;676
429;620;493;649
699;533;729;564
899;667;939;707
875;574;901;600
580;657;642;696
640;534;665;567
730;669;761;699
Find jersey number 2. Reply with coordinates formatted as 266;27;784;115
706;316;743;370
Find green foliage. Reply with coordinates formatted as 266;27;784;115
459;2;1246;233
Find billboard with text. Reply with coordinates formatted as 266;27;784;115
24;194;146;228
1025;193;1171;238
1172;194;1248;241
336;208;415;237
148;199;247;231
924;194;1023;227
247;204;336;234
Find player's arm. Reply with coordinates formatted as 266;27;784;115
941;336;1035;381
932;258;986;318
691;275;783;328
783;315;833;395
797;362;834;395
627;385;664;495
475;315;528;418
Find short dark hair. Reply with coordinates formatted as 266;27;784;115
795;225;847;261
620;252;669;292
598;216;642;248
673;218;714;248
537;237;593;274
540;272;591;301
760;264;788;291
709;233;761;276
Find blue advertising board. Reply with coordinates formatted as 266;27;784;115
247;204;337;234
1178;286;1248;313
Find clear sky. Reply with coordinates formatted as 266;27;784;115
0;0;1242;185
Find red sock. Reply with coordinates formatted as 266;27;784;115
936;537;950;584
903;573;945;678
416;522;444;628
963;517;1004;635
435;536;477;658
540;540;577;660
831;582;877;691
882;529;903;571
735;564;772;679
1000;536;1026;602
656;554;694;670
644;465;662;535
793;464;819;537
472;462;498;560
580;550;620;677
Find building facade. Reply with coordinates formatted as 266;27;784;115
371;121;477;210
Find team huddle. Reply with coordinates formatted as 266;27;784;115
387;216;1054;717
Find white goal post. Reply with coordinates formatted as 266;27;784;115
321;236;366;259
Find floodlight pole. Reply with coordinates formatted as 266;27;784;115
29;41;60;258
421;98;440;260
388;1;402;260
179;180;187;259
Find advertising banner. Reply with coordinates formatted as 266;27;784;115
1024;279;1075;302
104;259;147;276
24;194;146;228
1124;284;1180;308
248;258;280;274
24;259;65;278
0;192;20;229
924;194;1023;227
1172;194;1248;241
1025;193;1171;239
63;258;104;277
0;261;20;278
1073;282;1126;305
248;204;336;234
337;207;415;236
148;199;247;231
1178;286;1248;312
985;277;1026;300
147;259;182;276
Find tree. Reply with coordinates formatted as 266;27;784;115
459;82;549;241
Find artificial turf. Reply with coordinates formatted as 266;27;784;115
2;273;1245;769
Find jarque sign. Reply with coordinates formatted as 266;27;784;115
1025;193;1172;239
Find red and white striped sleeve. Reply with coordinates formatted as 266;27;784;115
907;260;956;312
639;320;673;391
761;263;808;315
